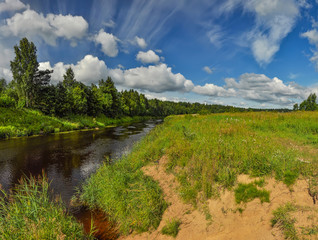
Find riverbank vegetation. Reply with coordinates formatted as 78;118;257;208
0;106;151;139
0;174;89;239
80;111;318;236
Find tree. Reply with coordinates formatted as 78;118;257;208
10;38;39;108
0;78;7;94
99;77;119;117
299;93;318;111
63;67;77;89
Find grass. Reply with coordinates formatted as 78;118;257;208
79;156;167;235
234;182;270;204
0;174;88;240
161;218;182;238
271;203;299;240
80;111;317;235
0;107;152;139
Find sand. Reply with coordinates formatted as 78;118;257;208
120;156;318;240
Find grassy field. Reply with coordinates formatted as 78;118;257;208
80;111;318;236
0;174;90;239
0;107;151;139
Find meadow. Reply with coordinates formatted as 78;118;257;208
80;111;318;237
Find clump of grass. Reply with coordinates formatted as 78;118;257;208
234;182;270;204
80;156;167;235
271;203;298;240
0;174;87;239
161;218;182;238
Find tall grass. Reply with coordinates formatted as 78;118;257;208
0;174;88;239
80;156;167;235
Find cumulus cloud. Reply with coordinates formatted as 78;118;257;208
136;50;160;64
243;0;299;65
0;0;27;13
94;29;119;57
193;83;234;97
203;66;213;74
111;64;194;93
191;72;311;107
1;9;88;46
39;55;107;85
135;36;147;49
225;73;308;105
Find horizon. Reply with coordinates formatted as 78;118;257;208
1;0;318;109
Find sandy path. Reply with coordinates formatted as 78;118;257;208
120;156;317;240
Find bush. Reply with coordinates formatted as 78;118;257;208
0;94;15;107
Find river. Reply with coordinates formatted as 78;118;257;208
0;119;161;204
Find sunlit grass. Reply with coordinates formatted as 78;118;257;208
0;107;152;139
81;111;318;235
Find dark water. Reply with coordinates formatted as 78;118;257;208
0;119;161;204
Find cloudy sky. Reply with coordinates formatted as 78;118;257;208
1;0;318;108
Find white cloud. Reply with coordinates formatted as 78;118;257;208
103;19;115;28
224;73;308;105
94;29;118;57
301;28;318;69
243;0;299;65
39;55;107;85
207;25;225;48
193;83;234;97
0;0;27;13
1;9;88;46
0;67;12;80
135;36;147;49
203;66;213;74
110;63;194;93
136;50;160;64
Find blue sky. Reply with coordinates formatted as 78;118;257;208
1;0;318;108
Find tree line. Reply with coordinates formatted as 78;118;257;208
0;37;311;118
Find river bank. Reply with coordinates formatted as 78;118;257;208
80;111;318;239
0;107;153;140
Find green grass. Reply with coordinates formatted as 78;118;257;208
161;218;182;238
0;107;152;139
80;156;167;235
234;182;270;204
271;203;299;240
0;174;88;239
80;111;318;236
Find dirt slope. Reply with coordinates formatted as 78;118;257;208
120;156;317;240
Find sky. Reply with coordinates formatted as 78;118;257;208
1;0;318;109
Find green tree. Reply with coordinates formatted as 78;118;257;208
63;67;76;89
98;77;119;116
0;78;7;94
299;93;318;111
10;38;39;108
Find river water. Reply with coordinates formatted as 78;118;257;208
0;119;161;204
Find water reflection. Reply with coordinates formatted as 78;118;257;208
0;119;161;203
